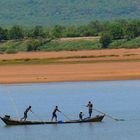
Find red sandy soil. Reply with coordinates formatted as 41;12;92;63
0;48;140;60
0;49;140;84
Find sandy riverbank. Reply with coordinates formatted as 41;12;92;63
0;49;140;84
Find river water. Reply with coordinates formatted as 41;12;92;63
0;80;140;140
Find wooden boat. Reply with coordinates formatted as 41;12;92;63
0;115;105;125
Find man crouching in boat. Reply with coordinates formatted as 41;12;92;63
79;111;84;120
51;106;61;121
20;106;32;121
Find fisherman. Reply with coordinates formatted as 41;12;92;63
86;101;93;118
51;106;61;121
20;105;32;121
79;111;84;120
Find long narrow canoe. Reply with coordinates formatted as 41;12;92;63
0;115;105;125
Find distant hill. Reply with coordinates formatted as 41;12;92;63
0;0;140;26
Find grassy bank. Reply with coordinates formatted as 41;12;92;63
109;37;140;49
0;38;100;53
40;39;100;51
1;36;140;54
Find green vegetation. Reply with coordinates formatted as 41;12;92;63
1;20;140;53
109;37;140;49
0;39;100;53
100;33;112;48
0;0;140;26
40;40;100;51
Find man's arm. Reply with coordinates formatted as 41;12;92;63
57;109;61;113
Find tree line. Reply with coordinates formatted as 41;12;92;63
100;20;140;48
0;21;103;41
1;20;140;49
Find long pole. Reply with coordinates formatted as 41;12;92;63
31;111;43;120
7;89;20;120
31;111;46;124
94;108;125;121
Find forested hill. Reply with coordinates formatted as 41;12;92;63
0;0;140;26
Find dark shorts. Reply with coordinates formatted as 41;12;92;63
53;113;57;117
24;113;27;117
89;109;92;114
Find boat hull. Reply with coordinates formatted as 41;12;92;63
0;115;104;125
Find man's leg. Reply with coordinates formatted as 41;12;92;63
24;114;27;121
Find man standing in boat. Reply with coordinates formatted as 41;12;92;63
86;101;93;118
20;105;32;121
51;106;61;121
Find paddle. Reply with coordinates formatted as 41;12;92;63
93;108;125;121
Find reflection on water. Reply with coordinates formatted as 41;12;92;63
0;80;140;140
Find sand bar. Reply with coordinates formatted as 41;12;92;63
0;49;140;84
